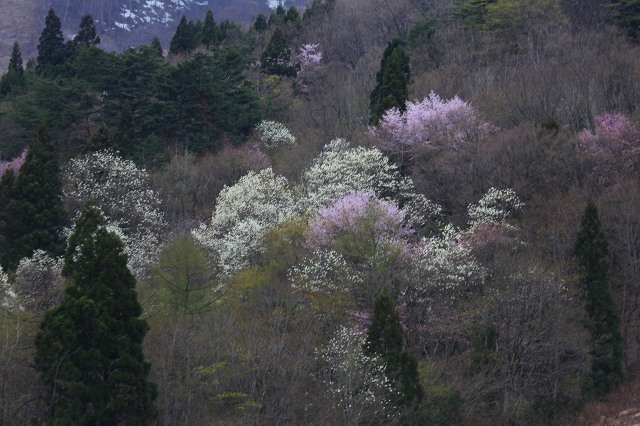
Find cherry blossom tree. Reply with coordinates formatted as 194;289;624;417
577;112;640;184
369;92;495;166
0;148;27;177
63;150;167;278
14;250;63;311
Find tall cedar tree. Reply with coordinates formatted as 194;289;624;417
73;14;101;47
170;15;197;55
0;42;25;96
576;201;624;397
260;28;297;77
36;9;65;77
369;39;411;124
0;170;16;258
365;292;423;404
35;206;157;424
0;127;66;269
202;10;218;48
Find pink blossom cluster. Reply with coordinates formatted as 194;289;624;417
306;191;410;249
577;112;640;182
0;148;27;177
296;43;322;71
369;92;493;155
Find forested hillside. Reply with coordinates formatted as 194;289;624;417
2;0;640;424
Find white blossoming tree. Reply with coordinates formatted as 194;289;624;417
315;326;398;425
14;250;63;311
63;150;167;278
256;120;297;150
0;266;18;311
192;168;296;274
298;139;415;211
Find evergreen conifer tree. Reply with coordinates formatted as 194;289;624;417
36;9;65;77
1;127;66;269
576;201;624;396
150;36;164;56
365;292;423;404
73;14;100;47
260;28;296;77
36;205;157;424
86;124;114;153
254;14;269;31
202;10;218;48
0;42;25;96
369;39;411;124
170;15;196;55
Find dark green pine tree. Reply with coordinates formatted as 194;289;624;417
285;6;300;23
113;101;135;156
201;9;218;49
35;205;157;425
1;127;67;269
150;36;164;57
36;9;65;77
254;14;269;32
369;39;411;124
365;292;423;405
576;201;624;397
85;123;114;153
169;15;197;55
260;28;297;77
611;0;640;41
73;14;101;47
0;42;25;96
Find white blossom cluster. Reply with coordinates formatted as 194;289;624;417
298;139;415;211
256;120;297;150
64;150;167;278
192;168;296;274
14;250;63;311
407;224;486;305
0;265;18;311
316;326;398;424
289;250;362;293
467;187;524;227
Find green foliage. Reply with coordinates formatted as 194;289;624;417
260;28;297;77
150;36;163;56
0;127;66;269
36;205;157;424
152;233;220;313
365;292;423;405
576;201;623;397
254;14;269;31
73;14;100;47
36;9;65;78
170;16;198;55
611;0;640;41
202;10;218;48
452;0;498;28
85;123;114;153
369;39;411;124
285;6;300;23
0;42;25;97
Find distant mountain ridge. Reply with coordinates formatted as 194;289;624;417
0;0;302;72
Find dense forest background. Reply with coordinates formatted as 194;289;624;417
2;0;640;424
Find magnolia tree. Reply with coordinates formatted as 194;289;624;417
192;168;296;274
299;139;413;210
64;150;167;278
0;266;18;311
14;250;63;311
315;326;398;425
256;120;296;150
577;112;640;183
369;92;495;159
